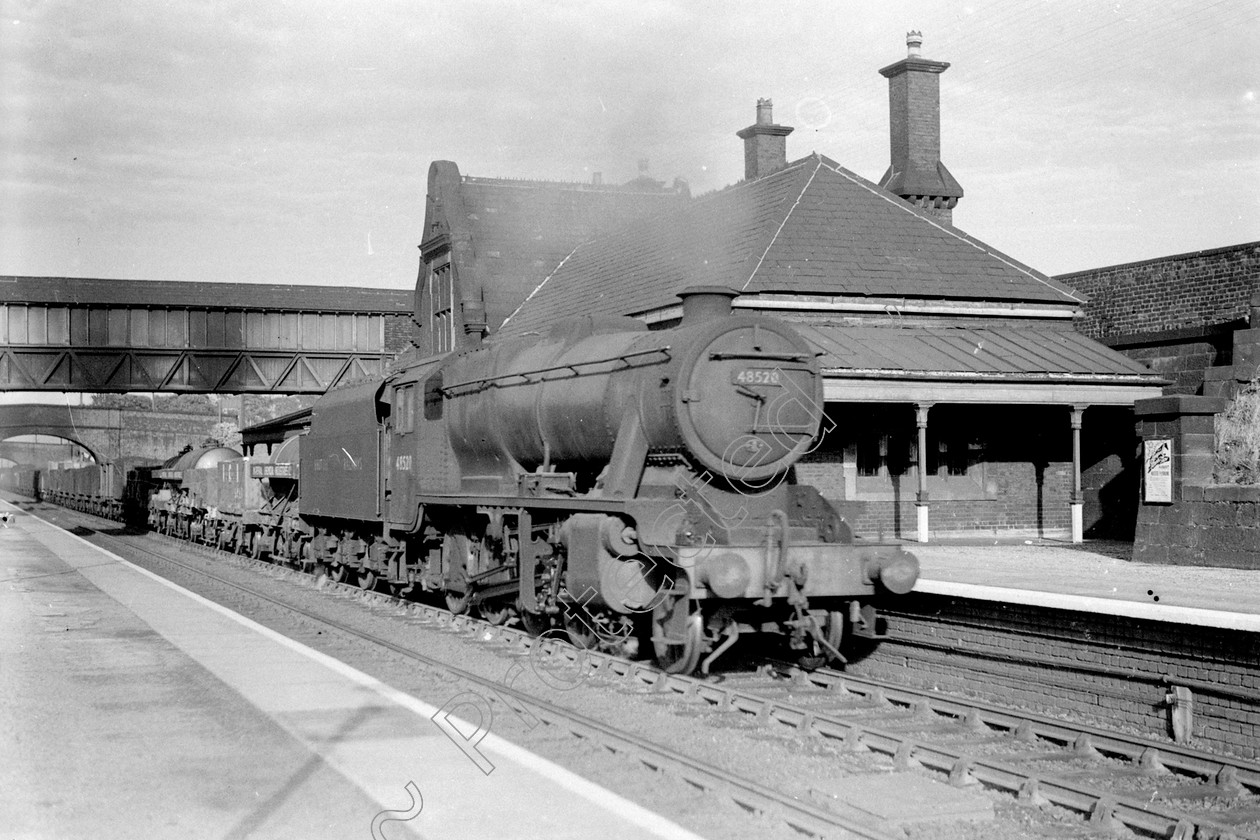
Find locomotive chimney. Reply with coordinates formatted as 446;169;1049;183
736;98;793;180
678;286;739;324
877;31;963;224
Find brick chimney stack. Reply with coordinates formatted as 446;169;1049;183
877;32;963;224
736;98;794;180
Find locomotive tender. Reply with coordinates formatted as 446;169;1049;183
300;286;919;673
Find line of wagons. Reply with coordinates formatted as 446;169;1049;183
1;434;310;569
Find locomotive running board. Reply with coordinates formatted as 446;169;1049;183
413;493;631;513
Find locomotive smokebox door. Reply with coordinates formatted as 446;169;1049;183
672;320;823;484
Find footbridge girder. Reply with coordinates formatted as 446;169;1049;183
1;277;413;394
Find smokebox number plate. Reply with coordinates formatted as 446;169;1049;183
731;368;782;386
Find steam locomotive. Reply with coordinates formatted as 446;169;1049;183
17;287;919;674
296;286;918;673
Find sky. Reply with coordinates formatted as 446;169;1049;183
2;0;1257;291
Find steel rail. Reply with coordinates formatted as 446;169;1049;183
72;523;900;840
874;624;1260;704
248;550;1260;840
36;500;1260;840
786;665;1260;794
585;657;1260;840
202;535;1260;840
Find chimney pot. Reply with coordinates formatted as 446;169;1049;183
755;98;773;125
906;30;923;57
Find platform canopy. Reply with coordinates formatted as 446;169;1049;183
799;323;1167;406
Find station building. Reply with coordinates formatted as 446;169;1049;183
410;35;1167;543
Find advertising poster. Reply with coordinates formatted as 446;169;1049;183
1143;438;1173;503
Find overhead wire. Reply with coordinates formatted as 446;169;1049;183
795;0;1249;128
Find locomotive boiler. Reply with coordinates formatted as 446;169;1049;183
301;286;918;674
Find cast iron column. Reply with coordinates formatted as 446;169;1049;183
1070;406;1085;543
915;403;932;543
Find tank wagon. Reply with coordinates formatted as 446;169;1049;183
299;287;919;673
148;444;245;541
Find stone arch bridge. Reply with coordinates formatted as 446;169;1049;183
0;404;220;464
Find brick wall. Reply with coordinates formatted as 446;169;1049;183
383;313;415;356
796;457;1076;539
1063;242;1260;341
1062;242;1260;395
852;595;1260;759
844;461;1073;540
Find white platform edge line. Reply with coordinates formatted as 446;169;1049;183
15;505;708;840
917;578;1260;632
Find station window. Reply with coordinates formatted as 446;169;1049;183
806;404;991;502
427;262;455;355
853;406;913;478
928;413;984;477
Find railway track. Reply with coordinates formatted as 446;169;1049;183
408;616;1260;839
27;499;1260;840
705;668;1260;840
201;541;1260;839
34;503;898;840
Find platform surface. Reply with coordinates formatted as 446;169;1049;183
0;500;706;840
911;539;1260;630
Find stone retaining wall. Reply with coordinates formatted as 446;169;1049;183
853;594;1259;759
1135;483;1260;568
1133;395;1260;568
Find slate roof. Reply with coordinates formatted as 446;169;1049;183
500;154;1084;336
445;175;689;332
796;323;1162;383
0;276;412;314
